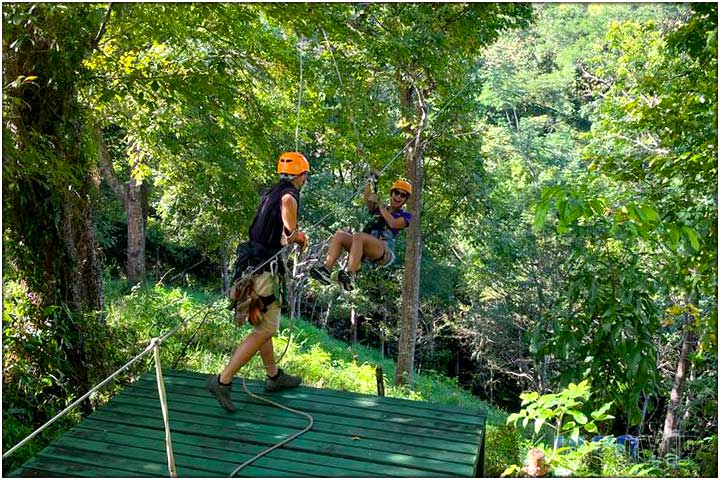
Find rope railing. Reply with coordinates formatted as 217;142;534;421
2;294;221;473
2;339;156;460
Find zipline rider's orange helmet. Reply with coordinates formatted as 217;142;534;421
391;179;412;196
277;152;310;176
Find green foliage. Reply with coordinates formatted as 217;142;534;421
582;3;717;351
532;239;661;423
3;277;121;472
628;453;701;478
528;3;715;446
504;380;615;477
485;423;523;477
508;380;613;442
686;435;718;478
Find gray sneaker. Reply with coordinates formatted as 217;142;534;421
337;270;355;291
265;369;302;392
207;375;236;412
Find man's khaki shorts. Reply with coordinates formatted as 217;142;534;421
251;271;280;335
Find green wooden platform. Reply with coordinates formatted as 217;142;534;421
10;370;486;477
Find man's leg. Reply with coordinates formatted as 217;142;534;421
208;329;275;412
257;303;301;392
219;330;274;384
209;272;278;411
258;337;278;378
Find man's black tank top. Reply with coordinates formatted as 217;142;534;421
249;180;300;252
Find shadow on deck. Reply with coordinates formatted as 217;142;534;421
10;370;486;477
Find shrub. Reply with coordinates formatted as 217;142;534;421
485;423;522;477
502;380;615;477
687;435;717;478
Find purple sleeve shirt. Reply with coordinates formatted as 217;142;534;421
370;208;412;238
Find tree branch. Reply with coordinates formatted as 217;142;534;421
96;130;128;207
92;3;114;51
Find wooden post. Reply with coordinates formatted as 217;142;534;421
153;339;177;477
351;304;357;344
522;448;549;477
375;366;385;397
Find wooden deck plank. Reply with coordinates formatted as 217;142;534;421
91;403;474;476
132;375;482;435
71;423;445;478
79;415;452;477
9;369;485;477
44;440;307;478
168;370;484;419
10;457;154;478
62;427;351;478
125;384;480;450
84;412;468;477
10;468;75;478
26;445;204;477
163;370;485;426
120;384;481;452
95;400;476;475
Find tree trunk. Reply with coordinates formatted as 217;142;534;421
126;171;146;285
3;4;109;412
97;133;147;285
395;80;428;386
59;172;104;413
219;245;230;293
659;307;698;456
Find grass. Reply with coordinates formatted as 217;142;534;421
105;281;507;424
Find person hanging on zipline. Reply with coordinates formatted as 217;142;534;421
207;152;309;412
310;174;412;291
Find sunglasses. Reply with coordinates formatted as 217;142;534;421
391;190;409;199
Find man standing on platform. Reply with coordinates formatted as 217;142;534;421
207;152;309;412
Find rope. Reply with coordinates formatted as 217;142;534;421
154;339;178;477
2;339;156;459
230;377;314;478
170;300;223;369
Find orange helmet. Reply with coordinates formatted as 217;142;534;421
391;179;412;196
277;152;309;176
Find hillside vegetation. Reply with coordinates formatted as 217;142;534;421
3;3;716;477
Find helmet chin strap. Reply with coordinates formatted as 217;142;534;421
290;172;307;191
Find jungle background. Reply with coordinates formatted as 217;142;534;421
2;2;717;477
